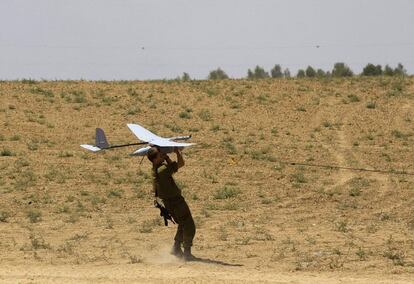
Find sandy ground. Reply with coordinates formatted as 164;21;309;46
1;262;413;284
1;78;413;283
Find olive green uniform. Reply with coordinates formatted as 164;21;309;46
153;162;195;249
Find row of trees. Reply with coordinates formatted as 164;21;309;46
361;63;406;76
200;63;408;80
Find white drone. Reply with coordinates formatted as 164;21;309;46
80;123;194;156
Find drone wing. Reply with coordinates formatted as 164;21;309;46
80;144;102;152
127;123;194;156
152;138;194;147
127;123;160;143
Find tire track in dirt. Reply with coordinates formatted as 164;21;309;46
312;96;355;190
326;116;392;194
328;128;355;187
313;96;395;192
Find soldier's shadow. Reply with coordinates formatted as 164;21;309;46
191;256;243;267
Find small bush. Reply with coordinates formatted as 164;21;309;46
335;221;348;233
14;170;36;190
210;125;220;132
30;87;54;98
27;210;42;223
198;109;212;121
214;186;240;199
107;189;123;198
140;218;161;233
322;121;332;128
30;234;50;250
349;187;361;197
391;130;409;139
127;107;140;115
347;94;360;102
179;111;192;119
366;102;376;109
27;142;39;151
1;149;14;156
222;137;237;154
291;172;307;183
0;211;10;222
222;201;239;211
383;246;405;266
356;247;367;261
58;151;73;158
10;135;20;141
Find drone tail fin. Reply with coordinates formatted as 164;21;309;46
96;128;110;149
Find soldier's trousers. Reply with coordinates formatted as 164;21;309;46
163;195;196;248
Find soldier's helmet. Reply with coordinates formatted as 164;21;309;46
147;147;159;162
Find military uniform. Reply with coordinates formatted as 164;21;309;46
153;161;196;251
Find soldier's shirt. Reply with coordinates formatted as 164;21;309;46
155;162;181;199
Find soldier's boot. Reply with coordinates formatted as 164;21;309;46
171;241;183;258
183;246;197;261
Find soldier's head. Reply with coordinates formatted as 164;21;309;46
147;147;164;166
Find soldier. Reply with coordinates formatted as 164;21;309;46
147;146;196;261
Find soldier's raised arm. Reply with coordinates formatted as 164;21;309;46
175;148;185;169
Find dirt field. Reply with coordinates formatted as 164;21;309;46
1;77;413;283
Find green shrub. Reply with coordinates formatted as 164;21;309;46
214;186;240;199
10;135;20;141
291;172;307;183
198;109;212;121
27;210;42;223
127;107;140;115
27;142;39;151
1;149;14;156
30;234;51;250
0;211;10;222
347;94;360;102
391;130;409;139
350;187;362;197
140;218;161;233
179;111;192;119
30;87;54;98
107;189;123;198
366;102;376;109
322;121;332;128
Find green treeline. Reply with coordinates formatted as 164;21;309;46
199;62;408;80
